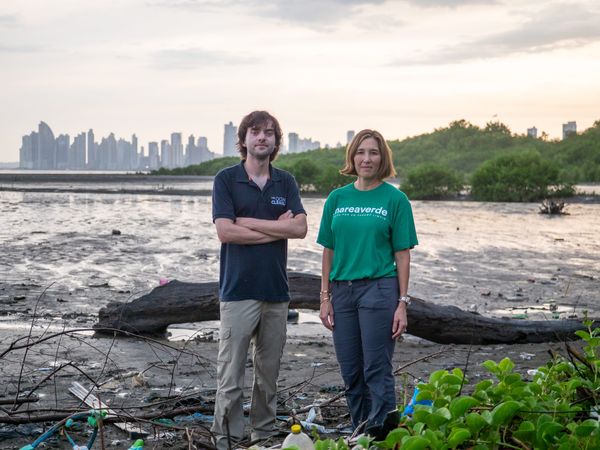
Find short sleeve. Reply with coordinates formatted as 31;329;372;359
391;192;418;251
212;170;236;222
317;194;335;249
286;173;306;216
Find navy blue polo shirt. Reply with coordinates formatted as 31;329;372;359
212;161;306;302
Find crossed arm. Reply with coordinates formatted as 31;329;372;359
215;210;308;245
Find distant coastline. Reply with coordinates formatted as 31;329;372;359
1;172;598;203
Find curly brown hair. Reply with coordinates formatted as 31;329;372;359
236;111;283;161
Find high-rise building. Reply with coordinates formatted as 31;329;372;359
70;132;86;169
288;132;299;153
37;121;56;169
161;139;172;168
223;122;237;156
346;130;355;144
87;129;96;169
562;121;577;139
527;127;537;139
171;132;183;167
56;134;70;170
148;141;160;170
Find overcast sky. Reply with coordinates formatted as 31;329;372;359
2;0;600;161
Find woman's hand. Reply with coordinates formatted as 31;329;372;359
392;303;408;339
320;299;334;331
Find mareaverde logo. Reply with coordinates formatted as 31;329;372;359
334;206;388;218
271;196;286;206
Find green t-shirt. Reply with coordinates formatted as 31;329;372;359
317;182;418;281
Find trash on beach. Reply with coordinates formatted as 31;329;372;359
512;313;528;319
519;352;535;360
401;387;433;417
159;278;169;286
527;369;540;377
112;229;122;235
173;412;214;424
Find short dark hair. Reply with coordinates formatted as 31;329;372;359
237;111;283;161
340;129;397;180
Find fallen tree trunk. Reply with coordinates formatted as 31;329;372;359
95;273;591;345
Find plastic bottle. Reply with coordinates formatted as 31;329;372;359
282;424;314;450
127;439;144;450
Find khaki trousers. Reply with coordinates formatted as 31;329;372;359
211;300;288;450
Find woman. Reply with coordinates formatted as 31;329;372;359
317;129;418;438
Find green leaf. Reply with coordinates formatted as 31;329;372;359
538;420;563;444
447;428;471;448
440;374;463;386
466;413;488;434
452;368;464;379
498;357;515;373
503;373;522;385
449;396;479;419
513;420;535;443
429;370;447;384
424;408;451;429
399;436;429;450
482;360;498;373
474;379;493;392
375;428;408;449
574;419;599;437
575;330;591;341
491;401;521;426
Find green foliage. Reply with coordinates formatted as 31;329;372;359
314;322;600;449
152;119;600;195
401;163;464;200
470;151;574;202
314;166;352;194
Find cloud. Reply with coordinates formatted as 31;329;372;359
0;44;41;53
0;13;19;27
391;2;600;65
405;0;498;7
149;0;386;28
150;47;255;70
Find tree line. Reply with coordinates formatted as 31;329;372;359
153;119;600;201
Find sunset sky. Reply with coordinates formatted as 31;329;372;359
1;0;600;162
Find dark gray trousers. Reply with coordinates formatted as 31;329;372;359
331;277;399;431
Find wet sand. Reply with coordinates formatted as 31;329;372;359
1;177;599;448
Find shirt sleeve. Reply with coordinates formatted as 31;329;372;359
317;193;335;249
286;173;306;216
212;170;236;222
391;192;419;251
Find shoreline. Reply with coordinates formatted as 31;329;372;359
2;185;599;204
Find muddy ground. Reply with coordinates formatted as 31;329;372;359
0;279;591;450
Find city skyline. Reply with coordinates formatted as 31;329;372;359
17;120;346;170
2;0;600;163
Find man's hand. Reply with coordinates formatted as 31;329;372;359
278;210;294;221
234;211;307;239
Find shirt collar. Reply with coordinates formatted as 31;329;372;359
234;160;282;182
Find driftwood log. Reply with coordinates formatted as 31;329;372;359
95;272;590;345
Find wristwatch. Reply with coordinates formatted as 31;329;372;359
398;296;411;306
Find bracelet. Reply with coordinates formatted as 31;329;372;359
398;296;411;306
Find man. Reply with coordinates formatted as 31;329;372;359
211;110;307;449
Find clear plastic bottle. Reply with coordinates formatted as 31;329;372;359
282;424;314;450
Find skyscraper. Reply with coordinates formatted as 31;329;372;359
288;132;299;153
171;132;183;167
346;130;355;144
87;129;96;169
223;122;237;157
527;127;537;139
562;121;577;139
